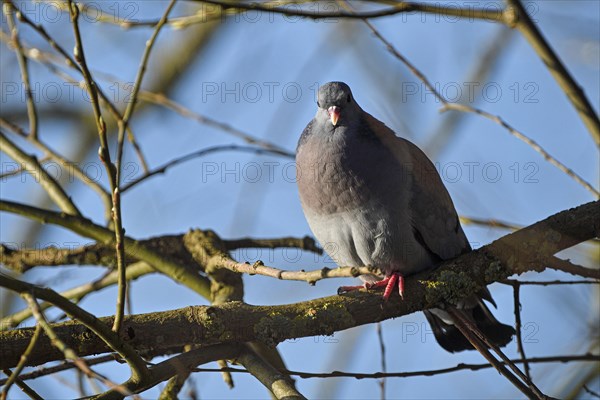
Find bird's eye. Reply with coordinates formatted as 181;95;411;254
317;101;321;108
346;94;351;103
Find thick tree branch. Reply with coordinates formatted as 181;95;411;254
236;345;307;400
1;201;597;369
0;274;149;379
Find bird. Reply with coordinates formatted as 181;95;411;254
296;81;515;352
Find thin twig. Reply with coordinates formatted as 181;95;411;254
0;355;121;385
0;117;113;220
502;279;600;286
67;0;113;186
511;281;531;380
459;215;521;231
2;1;38;139
0;131;81;215
138;91;295;157
0;273;149;381
12;2;149;172
583;385;600;398
214;257;379;285
5;352;593;385
224;235;322;253
189;353;600;379
447;308;541;399
0;370;43;400
0;200;211;298
237;345;307;400
22;294;130;396
110;185;127;334
196;0;508;22
505;0;600;145
0;324;42;400
542;256;600;280
67;0;123;334
443;103;599;197
121;144;294;192
361;12;599;198
376;323;386;400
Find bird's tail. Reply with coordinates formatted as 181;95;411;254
424;301;515;353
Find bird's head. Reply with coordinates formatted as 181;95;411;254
316;82;360;128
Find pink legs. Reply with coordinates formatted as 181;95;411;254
337;272;404;301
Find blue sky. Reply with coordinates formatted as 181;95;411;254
1;0;599;398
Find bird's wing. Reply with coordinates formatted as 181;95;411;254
364;113;470;260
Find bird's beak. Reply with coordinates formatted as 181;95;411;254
327;106;340;126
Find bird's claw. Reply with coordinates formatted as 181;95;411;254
337;284;368;295
337;273;404;301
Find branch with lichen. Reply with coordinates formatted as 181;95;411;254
1;200;597;371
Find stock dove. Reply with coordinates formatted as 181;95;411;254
296;82;514;352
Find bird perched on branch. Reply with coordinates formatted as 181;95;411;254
296;81;514;352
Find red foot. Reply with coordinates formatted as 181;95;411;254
337;272;404;301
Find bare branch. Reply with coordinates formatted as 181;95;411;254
138;91;294;157
1;200;597;369
92;344;243;400
2;2;38;139
502;279;600;286
96;0;181;337
12;353;593;384
442;103;600;198
541;256;599;279
0;131;81;215
12;2;149;172
1;262;155;329
216;257;378;285
0;200;211;298
194;0;508;22
120;145;293;193
184;353;600;381
224;235;322;254
0;324;42;400
1;117;113;220
459;215;521;231
22;294;129;396
361;14;599;198
505;0;600;145
510;282;531;381
0;275;150;380
0;370;43;400
237;345;307;400
447;308;543;399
